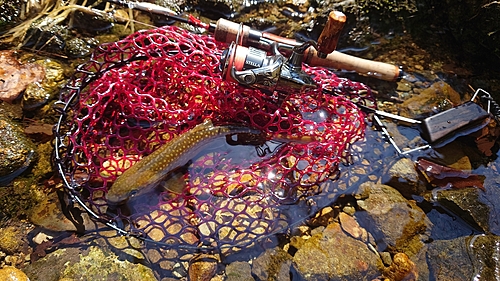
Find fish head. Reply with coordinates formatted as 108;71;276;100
106;189;138;205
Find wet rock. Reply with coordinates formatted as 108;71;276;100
104;233;144;261
24;123;54;144
23;19;66;53
399;81;461;119
29;191;97;232
251;248;291;281
64;37;99;58
382;252;418;281
68;9;114;36
468;234;500;280
383;157;427;198
225;261;254;281
188;254;219;281
24;245;156;281
422;187;490;233
0;102;22;120
293;222;382;280
396;80;412;92
22;58;66;110
0;50;45;102
307;206;335;227
0;226;22;254
379;251;392;266
355;183;431;256
0;115;36;184
0;266;30;281
288;235;308;252
23;247;80;281
426;236;473;281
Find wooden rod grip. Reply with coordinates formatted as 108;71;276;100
305;49;401;81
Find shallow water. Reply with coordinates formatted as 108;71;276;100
1;1;500;280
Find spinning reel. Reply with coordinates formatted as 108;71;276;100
220;11;347;96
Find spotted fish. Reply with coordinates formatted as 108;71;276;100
106;119;264;204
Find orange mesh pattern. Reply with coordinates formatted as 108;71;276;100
55;25;375;249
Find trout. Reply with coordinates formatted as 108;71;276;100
106;119;264;204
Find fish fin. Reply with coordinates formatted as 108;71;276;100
161;162;191;194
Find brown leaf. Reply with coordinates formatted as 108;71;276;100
416;158;485;191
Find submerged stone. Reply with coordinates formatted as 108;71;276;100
0;226;22;254
251;248;292;281
24;246;156;281
399;81;461;119
355;183;432;256
382;252;418;281
383;157;427;198
293;222;382;280
188;254;219;281
423;188;486;231
468;234;500;281
426;236;473;281
29;191;98;232
225;261;254;281
422;183;500;235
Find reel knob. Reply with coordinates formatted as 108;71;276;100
316;11;346;58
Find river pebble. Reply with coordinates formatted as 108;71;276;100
188;254;219;281
0;51;44;102
0;266;30;281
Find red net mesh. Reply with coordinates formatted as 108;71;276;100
55;25;375;249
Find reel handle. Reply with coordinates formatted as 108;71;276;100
316;11;346;58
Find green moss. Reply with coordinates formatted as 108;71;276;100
62;246;156;281
0;226;21;253
0;179;43;224
32;142;53;179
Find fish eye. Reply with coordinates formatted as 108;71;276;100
129;190;138;198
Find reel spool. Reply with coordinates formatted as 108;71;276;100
220;23;285;93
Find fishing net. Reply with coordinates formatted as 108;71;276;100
54;25;376;251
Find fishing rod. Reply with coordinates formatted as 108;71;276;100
105;0;402;81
